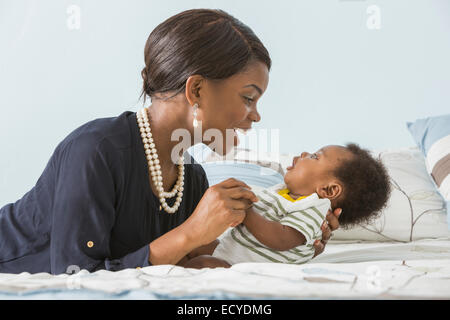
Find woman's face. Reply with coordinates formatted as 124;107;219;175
199;61;269;155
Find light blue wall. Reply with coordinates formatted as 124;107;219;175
1;0;449;204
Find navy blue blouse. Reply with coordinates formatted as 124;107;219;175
0;111;209;275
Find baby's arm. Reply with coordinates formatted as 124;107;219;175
176;239;220;266
181;255;231;269
243;207;306;251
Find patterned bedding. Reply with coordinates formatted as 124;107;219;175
1;238;450;299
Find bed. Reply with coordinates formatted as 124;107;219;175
1;115;449;300
1;239;450;299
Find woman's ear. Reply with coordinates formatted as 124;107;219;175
316;181;343;200
185;75;204;106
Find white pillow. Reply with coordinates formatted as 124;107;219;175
333;147;450;241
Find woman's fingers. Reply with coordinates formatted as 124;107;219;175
229;209;246;227
228;198;254;211
313;240;325;258
321;207;342;243
313;208;342;258
219;178;252;190
188;181;253;246
321;220;332;242
326;208;341;231
217;178;257;202
228;186;258;203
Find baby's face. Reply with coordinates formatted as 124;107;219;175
284;145;352;197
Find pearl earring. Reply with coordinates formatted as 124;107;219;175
193;103;199;128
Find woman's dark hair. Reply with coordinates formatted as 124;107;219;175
139;9;271;104
333;143;392;229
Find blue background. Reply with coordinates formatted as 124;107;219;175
1;0;449;205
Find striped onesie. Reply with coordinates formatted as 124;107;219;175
212;183;331;265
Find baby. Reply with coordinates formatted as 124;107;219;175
178;143;391;268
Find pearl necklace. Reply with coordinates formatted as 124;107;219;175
136;107;184;214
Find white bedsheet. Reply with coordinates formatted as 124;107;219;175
312;238;450;263
1;239;450;299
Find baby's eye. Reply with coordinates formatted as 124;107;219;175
311;153;318;159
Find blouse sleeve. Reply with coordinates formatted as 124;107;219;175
105;162;210;271
50;135;149;274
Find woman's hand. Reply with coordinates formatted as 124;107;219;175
184;178;258;247
313;208;342;258
149;178;257;265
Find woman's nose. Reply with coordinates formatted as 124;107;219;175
248;107;261;123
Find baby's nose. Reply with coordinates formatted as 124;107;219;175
300;152;309;159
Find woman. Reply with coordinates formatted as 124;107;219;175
0;9;341;275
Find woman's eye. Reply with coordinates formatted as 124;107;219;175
243;96;254;104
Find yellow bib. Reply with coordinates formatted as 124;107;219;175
277;188;309;202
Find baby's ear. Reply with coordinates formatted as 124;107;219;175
316;181;343;200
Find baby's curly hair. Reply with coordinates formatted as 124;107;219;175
332;143;391;229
